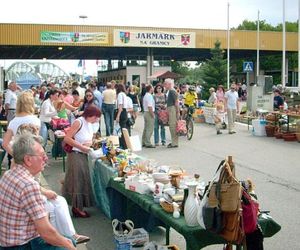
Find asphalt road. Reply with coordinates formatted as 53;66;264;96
43;114;300;250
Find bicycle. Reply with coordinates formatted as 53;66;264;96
180;106;194;140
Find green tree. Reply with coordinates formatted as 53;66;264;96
235;19;298;32
171;61;190;77
199;40;228;88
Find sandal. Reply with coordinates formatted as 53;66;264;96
73;234;90;244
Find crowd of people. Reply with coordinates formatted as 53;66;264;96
0;77;247;249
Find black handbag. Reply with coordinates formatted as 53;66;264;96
127;117;135;127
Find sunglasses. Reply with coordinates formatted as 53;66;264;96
86;94;93;97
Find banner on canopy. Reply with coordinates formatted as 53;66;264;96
113;29;195;48
41;31;108;44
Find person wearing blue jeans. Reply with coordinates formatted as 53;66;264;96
102;82;117;136
0;236;76;250
102;103;115;136
154;114;166;146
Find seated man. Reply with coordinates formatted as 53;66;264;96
0;134;76;250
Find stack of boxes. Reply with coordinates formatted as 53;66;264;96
193;108;205;123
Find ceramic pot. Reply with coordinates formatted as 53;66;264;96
170;173;181;188
184;181;199;226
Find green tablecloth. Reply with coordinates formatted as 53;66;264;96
90;154;145;219
107;179;281;250
90;159;118;219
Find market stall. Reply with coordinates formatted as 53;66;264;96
88;139;281;249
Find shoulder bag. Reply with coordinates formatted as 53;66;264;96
242;190;259;234
208;162;242;212
62;120;83;153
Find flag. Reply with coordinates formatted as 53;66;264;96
78;59;82;67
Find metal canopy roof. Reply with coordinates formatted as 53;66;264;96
0;45;281;61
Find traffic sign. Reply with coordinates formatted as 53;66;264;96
243;61;254;72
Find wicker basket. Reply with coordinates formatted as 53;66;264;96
160;201;174;213
265;125;276;137
266;113;276;122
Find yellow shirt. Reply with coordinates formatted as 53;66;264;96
184;91;197;106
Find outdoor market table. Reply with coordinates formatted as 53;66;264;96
90;159;118;219
106;179;281;250
90;154;146;219
106;179;225;250
270;111;300;132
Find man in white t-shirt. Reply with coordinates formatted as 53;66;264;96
4;81;18;123
224;83;239;134
142;84;155;148
72;82;85;100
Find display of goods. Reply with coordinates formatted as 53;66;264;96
194;115;205;123
152;172;169;184
266;113;276;121
160;200;175;213
265;125;276;137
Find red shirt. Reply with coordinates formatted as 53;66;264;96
0;165;47;247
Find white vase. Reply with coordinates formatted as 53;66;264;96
184;181;199;226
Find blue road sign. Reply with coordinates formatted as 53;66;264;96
243;61;254;72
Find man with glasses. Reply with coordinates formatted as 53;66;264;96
224;83;240;134
0;134;76;250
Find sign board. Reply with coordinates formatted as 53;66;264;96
249;86;274;112
113;29;195;48
41;31;108;44
243;61;254;72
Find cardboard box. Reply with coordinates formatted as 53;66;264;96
114;228;149;249
124;179;150;194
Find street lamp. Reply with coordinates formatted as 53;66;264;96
79;15;88;24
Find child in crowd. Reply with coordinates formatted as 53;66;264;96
213;103;224;135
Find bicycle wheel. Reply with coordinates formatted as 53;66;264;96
186;118;194;140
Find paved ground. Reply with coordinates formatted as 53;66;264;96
40;114;299;250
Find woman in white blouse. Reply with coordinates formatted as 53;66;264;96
115;83;130;149
2;91;41;157
39;89;59;147
62;104;101;218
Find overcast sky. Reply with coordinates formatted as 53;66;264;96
0;0;298;29
1;0;298;75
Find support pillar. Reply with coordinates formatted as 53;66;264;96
107;59;112;70
146;48;153;84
